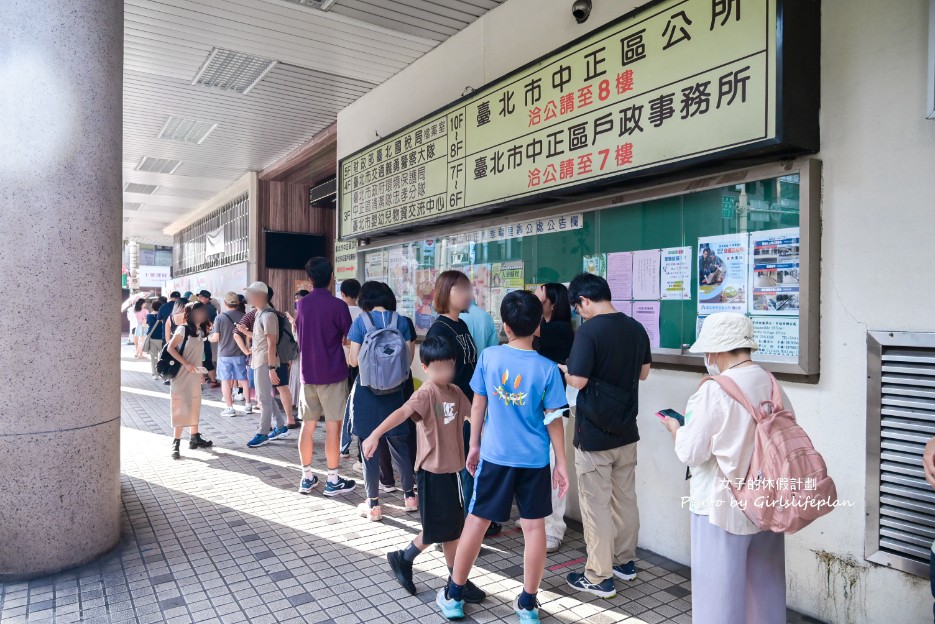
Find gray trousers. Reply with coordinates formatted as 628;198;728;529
254;364;286;435
690;512;786;624
147;338;164;376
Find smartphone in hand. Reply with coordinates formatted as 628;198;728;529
656;408;685;426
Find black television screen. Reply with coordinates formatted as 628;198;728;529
264;231;327;270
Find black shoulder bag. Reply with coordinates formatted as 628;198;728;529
156;330;190;380
576;376;638;436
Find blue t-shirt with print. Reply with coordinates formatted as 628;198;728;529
347;310;414;344
470;344;566;468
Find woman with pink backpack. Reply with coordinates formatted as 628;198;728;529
660;312;835;624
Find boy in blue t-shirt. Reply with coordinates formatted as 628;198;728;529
437;290;569;623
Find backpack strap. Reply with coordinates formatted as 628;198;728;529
360;311;376;333
388;312;398;329
702;375;762;423
767;372;785;411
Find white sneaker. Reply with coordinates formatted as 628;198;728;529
233;394;245;402
546;536;562;553
380;483;397;493
352;461;363;474
514;518;524;531
221;407;236;417
358;502;382;522
243;404;254;415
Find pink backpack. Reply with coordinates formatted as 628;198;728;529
705;373;837;534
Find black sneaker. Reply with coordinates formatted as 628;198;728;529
171;439;181;460
189;433;214;449
485;521;502;538
387;550;416;595
463;579;487;604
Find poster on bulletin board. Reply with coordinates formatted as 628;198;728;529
698;234;748;314
583;254;607;278
749;228;801;315
660;246;693;300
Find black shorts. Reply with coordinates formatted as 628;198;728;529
273;363;289;388
468;460;552;523
203;341;215;371
417;470;464;545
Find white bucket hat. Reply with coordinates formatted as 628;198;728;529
690;313;759;353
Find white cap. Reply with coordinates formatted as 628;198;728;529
244;281;269;296
690;313;759;354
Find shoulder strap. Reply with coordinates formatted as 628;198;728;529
361;311;376;332
702;375;761;422
767;372;785;410
388;312;398;328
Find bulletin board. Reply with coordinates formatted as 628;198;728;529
353;159;820;377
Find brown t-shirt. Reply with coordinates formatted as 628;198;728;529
407;381;472;473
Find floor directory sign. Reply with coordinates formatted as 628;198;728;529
339;0;801;240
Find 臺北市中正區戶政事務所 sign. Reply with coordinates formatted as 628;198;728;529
339;0;818;241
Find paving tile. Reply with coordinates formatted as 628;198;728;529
0;348;823;624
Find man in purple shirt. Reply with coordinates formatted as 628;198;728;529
294;257;357;497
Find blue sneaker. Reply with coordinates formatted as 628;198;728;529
246;433;269;448
268;426;290;440
566;572;616;599
512;595;540;623
435;588;464;620
298;475;319;494
322;476;357;497
612;560;637;581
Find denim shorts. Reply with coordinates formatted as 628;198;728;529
217;355;248;381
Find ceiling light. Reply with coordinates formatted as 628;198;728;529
124;182;159;194
158;116;218;145
135;157;182;174
192;48;277;94
281;0;338;10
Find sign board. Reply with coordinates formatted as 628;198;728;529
339;0;818;240
334;239;358;282
138;265;172;288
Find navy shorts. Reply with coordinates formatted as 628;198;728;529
468;460;552;523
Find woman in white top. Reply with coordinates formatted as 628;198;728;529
660;313;787;624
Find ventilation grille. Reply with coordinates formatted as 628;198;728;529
135;157;182;174
192;48;277;94
124;182;159;194
867;332;935;577
123;202;144;211
158;116;218;145
309;177;337;204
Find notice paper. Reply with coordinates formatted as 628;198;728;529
607;252;633;301
698;234;748;314
612;300;633;316
660;246;693;300
751;317;799;358
632;249;661;300
632;301;661;349
749;228;801;316
582;254;607;278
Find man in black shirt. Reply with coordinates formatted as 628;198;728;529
559;273;651;599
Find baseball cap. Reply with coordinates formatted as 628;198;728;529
198;289;212;298
244;281;269;296
223;291;239;306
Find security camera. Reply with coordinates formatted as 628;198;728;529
572;0;592;23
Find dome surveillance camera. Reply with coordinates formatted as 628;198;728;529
572;0;592;24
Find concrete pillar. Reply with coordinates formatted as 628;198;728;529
0;0;123;579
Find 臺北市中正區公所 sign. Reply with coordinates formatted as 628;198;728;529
339;0;817;241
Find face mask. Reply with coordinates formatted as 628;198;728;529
705;353;721;376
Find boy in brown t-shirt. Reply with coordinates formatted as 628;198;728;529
362;336;486;603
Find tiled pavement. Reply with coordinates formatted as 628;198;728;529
0;344;825;623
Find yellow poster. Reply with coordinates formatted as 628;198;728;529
339;0;776;239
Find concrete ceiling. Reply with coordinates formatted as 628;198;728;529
122;0;504;245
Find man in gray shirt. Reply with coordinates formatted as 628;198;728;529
209;292;251;417
244;282;288;448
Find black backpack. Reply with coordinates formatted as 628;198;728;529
156;332;190;380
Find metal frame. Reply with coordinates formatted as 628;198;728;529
358;157;821;378
865;330;935;578
173;192;250;277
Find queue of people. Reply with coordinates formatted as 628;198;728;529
139;257;826;624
